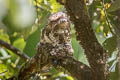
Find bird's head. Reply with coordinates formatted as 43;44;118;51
41;12;71;44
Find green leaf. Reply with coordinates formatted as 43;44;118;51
49;0;63;12
0;64;7;73
23;28;42;57
103;36;117;55
107;0;120;12
23;10;49;57
72;38;88;65
0;64;7;79
12;38;26;51
0;64;14;79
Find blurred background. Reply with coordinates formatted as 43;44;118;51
0;0;119;80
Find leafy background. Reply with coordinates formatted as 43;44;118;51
0;0;120;80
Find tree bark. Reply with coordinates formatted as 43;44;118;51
57;0;109;80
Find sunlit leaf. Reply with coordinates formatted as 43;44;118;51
0;64;7;73
49;0;63;12
0;64;14;79
66;76;74;80
13;38;26;51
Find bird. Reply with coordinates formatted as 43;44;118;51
38;12;74;57
16;12;74;80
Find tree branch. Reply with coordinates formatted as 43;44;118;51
0;39;30;61
17;51;92;80
59;57;92;80
57;0;109;80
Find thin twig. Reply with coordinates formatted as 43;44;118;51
0;39;30;61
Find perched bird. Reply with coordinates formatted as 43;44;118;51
39;12;74;57
16;12;74;80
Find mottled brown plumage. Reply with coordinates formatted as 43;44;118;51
39;12;73;56
17;12;74;80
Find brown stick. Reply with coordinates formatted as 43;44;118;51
0;39;29;61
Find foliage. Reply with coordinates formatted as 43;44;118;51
0;0;119;80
